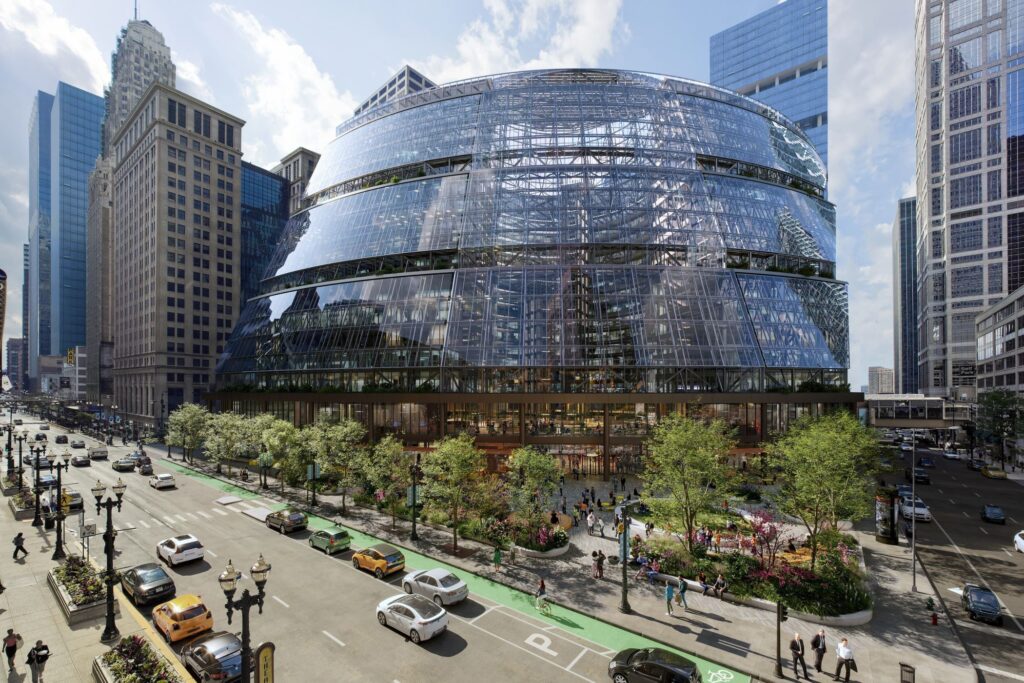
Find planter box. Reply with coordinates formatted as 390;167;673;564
92;656;114;683
8;498;34;521
47;570;117;627
2;484;20;497
514;542;571;558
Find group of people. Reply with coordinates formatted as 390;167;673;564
3;630;50;683
694;526;722;553
589;550;606;579
789;629;857;682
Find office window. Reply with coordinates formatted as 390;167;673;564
931;102;943;131
988;122;1002;154
932;230;944;258
950;174;983;208
951;218;984;251
989;169;1003;200
950;129;982;163
950;83;983;119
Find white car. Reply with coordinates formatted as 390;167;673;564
900;443;913;452
149;474;176;489
376;593;448;644
901;500;932;522
1015;531;1024;553
402;568;469;606
942;451;960;460
157;534;205;567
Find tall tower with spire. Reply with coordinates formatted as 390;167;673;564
86;16;176;404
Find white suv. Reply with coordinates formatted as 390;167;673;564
157;535;205;567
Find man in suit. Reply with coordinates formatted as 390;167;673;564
790;632;809;680
811;628;827;673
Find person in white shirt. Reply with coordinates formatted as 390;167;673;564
834;637;854;682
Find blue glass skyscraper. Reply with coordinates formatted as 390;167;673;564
27;90;53;385
49;82;104;356
240;162;289;303
892;197;918;394
710;0;828;166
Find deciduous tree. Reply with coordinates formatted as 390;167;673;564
422;434;485;552
507;446;560;525
166;404;211;463
365;434;411;529
307;419;367;513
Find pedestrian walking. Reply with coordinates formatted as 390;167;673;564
713;531;722;553
676;575;688;611
790;632;809;680
591;551;599;578
833;638;854;683
571;508;579;527
492;546;502;572
811;629;827;673
590;486;596;501
508;543;516;566
596;516;605;537
596;550;605;579
12;533;27;560
620;475;626;492
3;629;22;671
26;640;49;683
587;511;596;536
664;580;675;616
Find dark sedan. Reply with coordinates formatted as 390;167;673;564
120;563;175;606
961;583;1004;625
111;458;135;472
981;504;1006;524
904;467;931;484
967;459;986;471
608;647;701;683
916;456;936;468
180;631;244;682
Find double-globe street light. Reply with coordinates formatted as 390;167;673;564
48;453;70;560
409;453;423;541
92;478;127;643
13;429;29;492
218;555;272;683
29;443;47;527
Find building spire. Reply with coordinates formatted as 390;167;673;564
133;0;138;21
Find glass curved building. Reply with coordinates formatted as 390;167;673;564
214;69;855;475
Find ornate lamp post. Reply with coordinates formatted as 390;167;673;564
29;443;47;526
49;452;70;560
409;453;423;541
219;555;271;683
14;429;28;492
2;425;12;477
618;513;632;614
92;478;127;642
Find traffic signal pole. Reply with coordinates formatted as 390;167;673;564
775;600;788;678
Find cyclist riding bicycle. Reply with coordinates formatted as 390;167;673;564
535;578;549;612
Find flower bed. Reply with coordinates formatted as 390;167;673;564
53;556;106;606
96;635;181;683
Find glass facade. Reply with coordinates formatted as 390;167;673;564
240;162;289;303
27;91;53;382
215;69;852;469
893;198;919;394
49;82;104;356
710;0;828;166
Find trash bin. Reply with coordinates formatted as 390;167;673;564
900;663;915;683
44;516;55;530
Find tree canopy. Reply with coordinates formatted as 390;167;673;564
421;433;485;552
166;403;211;463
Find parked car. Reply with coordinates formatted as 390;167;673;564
180;631;245;683
138;462;154;475
981;504;1006;524
904;467;930;484
961;583;1004;625
376;593;448;644
608;647;702;683
37;473;58;489
38;424;48;430
307;527;351;555
900;442;913;452
87;446;108;460
152;594;213;643
70;439;86;449
353;543;405;578
111;458;135;472
402;568;469;606
54;434;68;444
43;489;82;512
120;563;176;606
70;453;90;467
13;419;22;426
901;499;932;522
149;473;176;489
942;450;960;460
1015;530;1024;553
33;433;46;441
157;534;205;567
982;467;1009;480
895;484;913;499
265;509;307;534
967;459;986;471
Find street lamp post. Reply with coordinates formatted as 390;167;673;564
29;443;47;526
92;478;127;642
618;513;632;614
219;555;271;683
5;402;13;455
911;436;918;593
3;425;12;477
49;453;69;560
14;429;28;493
409;453;423;541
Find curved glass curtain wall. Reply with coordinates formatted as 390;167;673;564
218;69;847;394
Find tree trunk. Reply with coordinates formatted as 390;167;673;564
340;490;347;515
452;507;459;552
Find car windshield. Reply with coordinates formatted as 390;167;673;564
972;591;999;608
438;574;461;588
138;567;169;583
628;650;651;665
287;512;305;521
178;605;207;620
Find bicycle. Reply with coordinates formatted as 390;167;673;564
535;595;551;615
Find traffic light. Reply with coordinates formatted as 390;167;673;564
779;602;789;622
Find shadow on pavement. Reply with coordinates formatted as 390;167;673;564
447;599;487;620
420;630;468;657
168;559;212;577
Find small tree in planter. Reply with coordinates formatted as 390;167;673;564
365;434;412;529
749;509;790;569
507;446;560;531
101;635;181;682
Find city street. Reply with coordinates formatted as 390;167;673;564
15;416;748;683
903;446;1024;683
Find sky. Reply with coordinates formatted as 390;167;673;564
0;0;914;389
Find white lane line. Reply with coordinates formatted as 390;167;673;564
962;483;968;488
151;517;163;526
932;517;1024;633
566;648;588;671
138;519;150;529
322;630;345;647
974;491;981;498
950;499;956;505
937;488;944;494
979;527;988;535
206;549;218;558
469;606;497;624
1006;549;1015;558
962;511;969;518
272;595;290;608
174;514;187;523
980;664;1024;681
162;515;175;524
212;508;228;516
1011;517;1020;525
185;513;198;521
197;511;211;519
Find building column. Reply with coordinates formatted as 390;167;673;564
602;404;610;481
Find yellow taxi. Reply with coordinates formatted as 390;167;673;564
152;594;213;643
352;543;405;579
982;466;1009;479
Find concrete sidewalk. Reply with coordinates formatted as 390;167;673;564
154;445;974;682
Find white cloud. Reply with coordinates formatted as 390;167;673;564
172;52;212;101
211;3;357;166
414;0;627;84
0;0;107;92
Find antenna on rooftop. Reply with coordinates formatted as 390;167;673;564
133;0;138;20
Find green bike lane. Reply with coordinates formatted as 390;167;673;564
161;458;750;683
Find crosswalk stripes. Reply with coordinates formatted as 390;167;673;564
197;511;211;519
174;514;187;523
184;513;198;521
151;517;164;526
162;516;175;524
138;519;150;529
212;508;229;516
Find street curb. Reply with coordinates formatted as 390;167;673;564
913;551;986;683
165;453;769;683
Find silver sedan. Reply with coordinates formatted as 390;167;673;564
402;568;469;606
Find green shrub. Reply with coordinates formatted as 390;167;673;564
101;635;181;682
53;556;107;606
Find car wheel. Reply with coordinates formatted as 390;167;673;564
410;629;421;644
969;612;977;620
403;583;412;594
374;568;384;579
161;625;170;644
377;612;387;626
433;594;444;607
352;558;360;570
613;674;629;683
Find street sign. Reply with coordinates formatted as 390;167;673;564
306;463;320;481
254;641;275;683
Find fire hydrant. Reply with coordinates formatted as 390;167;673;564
931;612;939;626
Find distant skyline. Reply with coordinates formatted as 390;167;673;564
0;0;915;389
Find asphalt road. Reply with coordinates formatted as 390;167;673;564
17;416;747;683
898;445;1024;683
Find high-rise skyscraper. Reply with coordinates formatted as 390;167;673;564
6;339;25;391
111;83;244;430
240;162;288;303
48;82;104;357
87;18;175;404
914;0;1012;399
710;0;828;165
893;197;919;393
26;91;53;388
272;148;320;216
868;366;896;394
352;65;436;117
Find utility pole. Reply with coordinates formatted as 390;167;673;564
911;435;917;593
775;600;788;678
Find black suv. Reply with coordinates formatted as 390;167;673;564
961;583;1003;625
608;648;701;683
